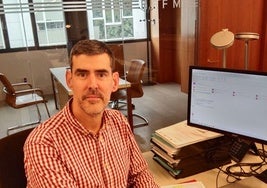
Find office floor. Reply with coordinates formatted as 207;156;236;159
0;82;188;152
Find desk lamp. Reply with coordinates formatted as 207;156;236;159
210;29;234;68
235;32;259;70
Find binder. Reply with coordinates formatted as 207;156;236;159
151;133;180;156
153;151;231;179
151;144;181;168
153;155;182;178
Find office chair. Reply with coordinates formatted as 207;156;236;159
110;59;149;127
0;127;33;188
0;73;50;135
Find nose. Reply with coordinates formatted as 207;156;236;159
87;74;98;90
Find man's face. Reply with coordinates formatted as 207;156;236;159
66;53;119;117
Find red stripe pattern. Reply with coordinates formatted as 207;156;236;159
24;102;159;187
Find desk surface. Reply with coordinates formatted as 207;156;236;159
143;120;267;188
50;67;131;95
143;151;266;187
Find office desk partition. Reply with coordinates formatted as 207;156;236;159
50;67;133;130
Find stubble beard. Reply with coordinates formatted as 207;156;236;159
79;91;107;118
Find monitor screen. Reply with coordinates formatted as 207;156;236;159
187;66;267;145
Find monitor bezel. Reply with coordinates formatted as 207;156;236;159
187;65;267;145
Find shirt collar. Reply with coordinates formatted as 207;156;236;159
63;99;109;136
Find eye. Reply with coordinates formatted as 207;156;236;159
97;71;108;78
98;72;105;77
76;72;88;79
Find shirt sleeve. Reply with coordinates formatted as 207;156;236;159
126;126;160;187
24;133;79;188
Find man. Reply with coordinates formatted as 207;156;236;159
24;40;159;187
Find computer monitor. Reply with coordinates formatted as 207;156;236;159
187;66;267;145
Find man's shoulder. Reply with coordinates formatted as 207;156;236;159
25;110;66;144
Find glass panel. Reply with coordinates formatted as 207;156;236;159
92;9;103;18
0;17;5;49
93;20;105;39
105;10;112;23
45;11;62;21
87;0;146;41
122;18;133;38
131;6;146;39
123;8;132;17
92;0;103;17
113;0;121;22
107;24;122;39
123;0;132;16
114;9;121;22
33;0;66;46
3;0;34;48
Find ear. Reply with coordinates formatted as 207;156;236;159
66;69;73;89
112;72;119;92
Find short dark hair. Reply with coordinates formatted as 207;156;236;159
69;39;115;71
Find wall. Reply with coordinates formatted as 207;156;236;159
0;41;147;101
197;0;264;70
150;0;197;93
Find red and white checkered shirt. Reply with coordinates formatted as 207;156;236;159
24;101;159;188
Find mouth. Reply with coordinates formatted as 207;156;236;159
82;94;102;102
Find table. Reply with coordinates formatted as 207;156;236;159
142;120;267;187
143;151;266;187
144;148;267;188
50;67;134;130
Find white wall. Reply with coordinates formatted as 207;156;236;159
0;41;148;101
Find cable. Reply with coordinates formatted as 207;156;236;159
216;166;241;184
213;143;267;187
215;166;222;188
257;144;267;161
215;151;267;186
225;160;267;179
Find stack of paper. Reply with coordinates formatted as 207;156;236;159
150;121;231;179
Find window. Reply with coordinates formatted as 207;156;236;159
87;0;147;41
3;0;35;48
33;0;66;46
0;17;5;49
0;0;147;51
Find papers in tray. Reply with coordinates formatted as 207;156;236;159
151;144;181;167
151;133;181;157
151;121;231;180
154;120;223;149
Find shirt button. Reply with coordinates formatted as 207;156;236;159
99;136;104;143
105;163;109;169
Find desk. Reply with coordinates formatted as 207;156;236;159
50;67;134;130
143;151;266;187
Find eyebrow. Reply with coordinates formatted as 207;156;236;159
74;68;89;74
74;68;110;74
95;69;110;74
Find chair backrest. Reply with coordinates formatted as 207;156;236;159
0;73;15;95
126;59;146;98
0;128;33;188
